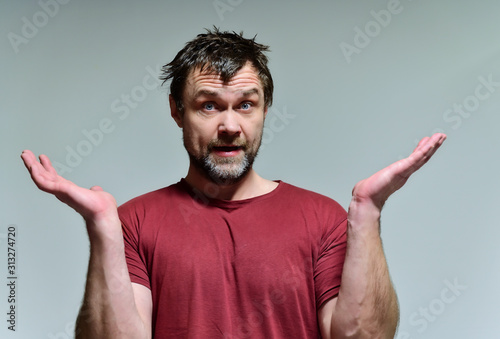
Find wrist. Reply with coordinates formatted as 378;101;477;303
348;198;381;218
347;200;382;234
85;211;123;244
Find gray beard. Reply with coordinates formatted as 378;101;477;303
189;150;256;186
184;128;263;186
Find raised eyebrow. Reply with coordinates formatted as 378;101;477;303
193;88;260;100
240;88;260;97
193;89;219;100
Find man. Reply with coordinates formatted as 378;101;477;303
21;28;446;338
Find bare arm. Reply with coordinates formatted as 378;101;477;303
21;150;152;339
319;133;447;339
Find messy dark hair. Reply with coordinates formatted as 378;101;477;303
160;27;273;113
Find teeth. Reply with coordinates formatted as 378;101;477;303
217;147;238;151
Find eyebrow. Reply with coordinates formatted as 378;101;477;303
193;88;260;100
193;89;219;99
240;88;259;97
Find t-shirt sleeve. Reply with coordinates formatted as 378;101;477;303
119;202;151;290
314;203;347;308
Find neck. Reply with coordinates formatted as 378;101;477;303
184;165;278;201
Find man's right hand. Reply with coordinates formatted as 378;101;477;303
22;150;152;338
20;150;118;227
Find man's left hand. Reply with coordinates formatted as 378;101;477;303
350;133;447;212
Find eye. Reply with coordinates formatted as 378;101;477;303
240;102;252;110
203;102;215;111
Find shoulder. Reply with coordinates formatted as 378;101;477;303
277;181;345;211
273;182;347;241
118;181;189;215
273;181;347;229
118;181;194;235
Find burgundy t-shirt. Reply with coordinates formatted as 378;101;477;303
119;180;347;338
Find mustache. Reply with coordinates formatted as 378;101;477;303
207;138;248;150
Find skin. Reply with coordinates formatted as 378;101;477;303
20;150;152;338
319;133;446;338
171;63;278;200
21;63;446;338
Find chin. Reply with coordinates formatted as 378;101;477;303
207;165;250;186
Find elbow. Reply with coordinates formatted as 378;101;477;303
331;306;400;339
330;317;376;339
332;323;396;339
75;316;149;339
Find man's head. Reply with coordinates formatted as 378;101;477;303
160;27;273;114
161;28;274;186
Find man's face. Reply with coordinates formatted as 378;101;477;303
172;63;267;185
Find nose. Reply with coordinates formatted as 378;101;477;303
218;109;241;137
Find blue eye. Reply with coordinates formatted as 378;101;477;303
241;102;251;110
204;103;215;111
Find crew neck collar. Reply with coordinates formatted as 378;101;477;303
179;178;283;209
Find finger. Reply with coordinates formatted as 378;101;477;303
20;150;47;182
390;134;446;179
20;150;37;172
20;151;47;189
413;133;445;154
416;133;446;161
90;186;103;192
39;154;58;175
405;133;446;174
413;136;430;153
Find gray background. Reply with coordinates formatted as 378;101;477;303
1;0;499;338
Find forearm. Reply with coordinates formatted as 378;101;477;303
323;133;445;338
19;151;149;337
331;202;399;338
75;215;148;339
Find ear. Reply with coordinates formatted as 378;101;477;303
263;106;268;119
169;95;183;128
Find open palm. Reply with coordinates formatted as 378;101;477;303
21;150;117;223
351;133;447;211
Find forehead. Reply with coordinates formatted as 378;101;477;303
184;63;264;95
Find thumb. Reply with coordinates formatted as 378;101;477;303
90;186;103;192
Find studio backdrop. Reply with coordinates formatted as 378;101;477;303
1;0;499;338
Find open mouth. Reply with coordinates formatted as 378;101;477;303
213;146;242;152
211;145;244;156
